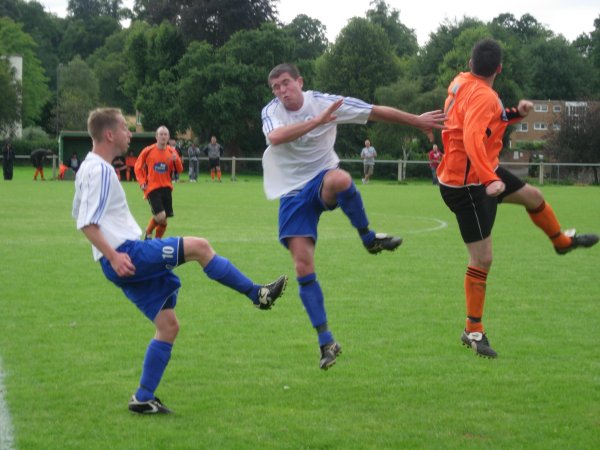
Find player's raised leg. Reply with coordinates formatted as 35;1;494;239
184;237;287;309
503;183;598;254
321;169;402;254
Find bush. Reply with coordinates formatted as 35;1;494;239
11;137;58;156
21;126;49;141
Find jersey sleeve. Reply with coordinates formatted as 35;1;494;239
134;147;149;185
332;95;373;125
261;99;283;141
73;163;112;230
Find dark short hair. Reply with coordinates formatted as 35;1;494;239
268;63;301;84
471;39;502;77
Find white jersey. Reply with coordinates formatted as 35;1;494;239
261;91;372;199
361;146;377;165
72;152;142;261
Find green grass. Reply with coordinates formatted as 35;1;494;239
1;167;599;449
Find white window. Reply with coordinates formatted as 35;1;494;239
553;105;561;113
553;123;561;131
534;104;548;112
518;122;528;132
534;122;547;130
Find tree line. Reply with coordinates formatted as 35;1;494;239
1;0;599;163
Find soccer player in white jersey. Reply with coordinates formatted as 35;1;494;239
73;108;288;414
261;63;446;370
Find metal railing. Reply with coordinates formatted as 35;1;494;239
4;155;599;185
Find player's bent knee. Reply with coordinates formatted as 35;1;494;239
183;237;215;263
325;169;352;192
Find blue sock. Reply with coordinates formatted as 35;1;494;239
204;255;260;303
136;339;173;401
298;273;334;346
336;183;375;246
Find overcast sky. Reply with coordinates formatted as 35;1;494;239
40;0;598;45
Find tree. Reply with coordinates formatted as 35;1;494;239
173;23;295;153
59;16;121;61
316;18;398;102
87;29;134;113
370;78;445;159
135;70;180;132
489;13;552;45
133;0;278;47
68;0;128;20
588;15;600;97
121;21;186;122
57;56;100;130
0;58;21;137
527;37;593;100
416;16;484;91
546;104;600;184
315;17;401;154
284;14;328;61
366;0;418;58
429;24;527;107
0;18;50;127
0;0;65;87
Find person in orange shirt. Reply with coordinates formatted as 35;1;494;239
438;38;598;358
125;150;137;181
134;126;183;240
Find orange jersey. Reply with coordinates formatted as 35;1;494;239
438;72;522;187
134;144;183;198
125;155;137;167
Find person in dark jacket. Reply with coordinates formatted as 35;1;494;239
2;141;15;180
31;148;54;181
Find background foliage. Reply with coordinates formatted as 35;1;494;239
0;0;599;163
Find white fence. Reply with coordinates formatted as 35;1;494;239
7;155;600;185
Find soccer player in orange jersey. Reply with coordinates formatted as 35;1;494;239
134;126;183;239
438;39;598;358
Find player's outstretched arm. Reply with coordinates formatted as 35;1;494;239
267;98;344;146
369;106;446;141
518;100;534;117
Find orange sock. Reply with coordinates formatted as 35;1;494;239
155;224;167;238
211;169;215;180
527;201;571;248
465;266;488;333
33;169;40;179
146;218;157;237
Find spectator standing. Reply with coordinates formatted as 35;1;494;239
2;141;15;180
204;136;224;182
187;141;201;182
360;139;377;184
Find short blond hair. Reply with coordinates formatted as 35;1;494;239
87;108;123;142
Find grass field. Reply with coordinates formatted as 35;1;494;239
0;167;599;449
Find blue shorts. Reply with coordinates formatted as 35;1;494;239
278;170;337;248
100;237;185;321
